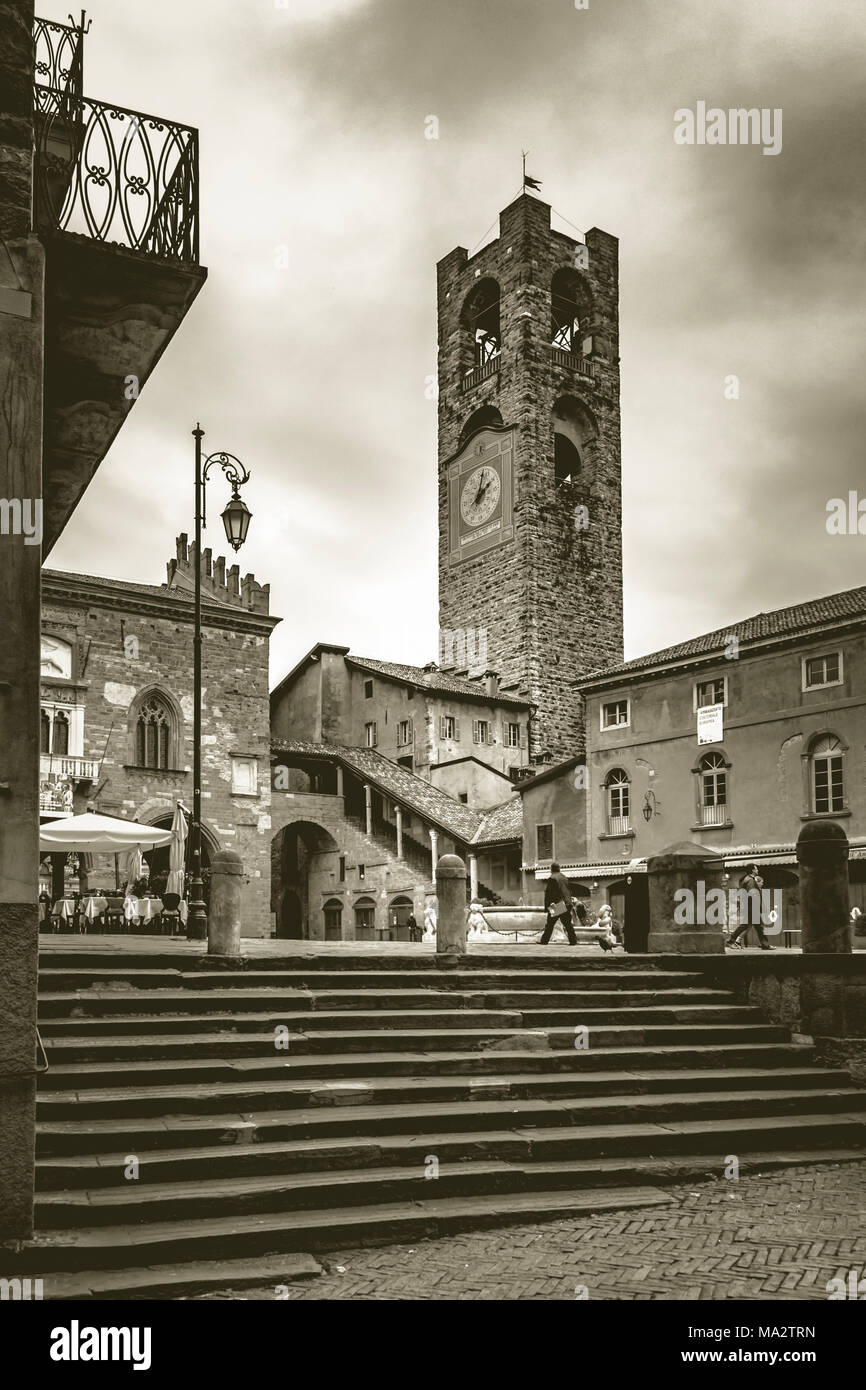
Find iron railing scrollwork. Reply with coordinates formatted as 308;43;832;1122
33;14;200;264
34;14;84;121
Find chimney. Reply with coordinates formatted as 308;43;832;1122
484;669;500;698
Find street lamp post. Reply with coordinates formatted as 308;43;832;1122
187;423;252;941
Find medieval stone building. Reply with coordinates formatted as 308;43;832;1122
40;537;278;935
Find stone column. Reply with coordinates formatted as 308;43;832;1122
429;828;438;877
647;841;725;954
395;805;403;860
796;821;851;953
469;853;478;900
436;853;467;962
207;850;244;956
364;783;372;838
335;765;344;798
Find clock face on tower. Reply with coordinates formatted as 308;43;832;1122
460;465;502;527
446;426;515;566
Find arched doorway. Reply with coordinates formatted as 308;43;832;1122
278;890;303;940
141;813;215;910
271;819;341;941
389;894;414;942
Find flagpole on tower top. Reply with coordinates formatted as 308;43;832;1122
521;152;542;194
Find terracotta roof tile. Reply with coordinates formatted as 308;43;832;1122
580;585;866;684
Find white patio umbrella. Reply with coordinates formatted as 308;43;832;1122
39;813;173;853
165;803;188;898
124;846;145;895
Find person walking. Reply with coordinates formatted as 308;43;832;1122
728;864;771;950
541;862;578;945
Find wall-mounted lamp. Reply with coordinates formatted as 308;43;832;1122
642;789;658;822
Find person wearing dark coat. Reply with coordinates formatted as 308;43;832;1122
541;863;578;945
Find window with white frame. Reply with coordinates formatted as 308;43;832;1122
506;722;521;748
536;823;554;861
810;734;845;813
802;652;842;691
439;714;458;741
397;718;413;747
601;699;629;730
364;721;378;748
605;768;630;833
473;719;491;744
699;751;727;825
694;676;727;709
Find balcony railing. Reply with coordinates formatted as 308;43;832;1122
33;16;200;263
40;754;99;782
700;801;727;826
461;357;500;393
34;15;83;116
551;347;596;379
607;815;631;836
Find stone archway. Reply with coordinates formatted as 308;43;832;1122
271;819;341;941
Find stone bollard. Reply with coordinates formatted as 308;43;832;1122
207;849;244;956
436;853;467;966
796;821;851;953
647;840;725;954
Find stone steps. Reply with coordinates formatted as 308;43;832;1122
22;947;866;1292
32;1120;866;1231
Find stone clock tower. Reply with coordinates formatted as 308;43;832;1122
437;191;624;760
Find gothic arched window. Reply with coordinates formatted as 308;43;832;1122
40;709;51;754
135;694;172;770
809;734;844;814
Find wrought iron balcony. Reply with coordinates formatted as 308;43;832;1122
33;15;199;264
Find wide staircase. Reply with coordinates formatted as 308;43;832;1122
22;946;866;1297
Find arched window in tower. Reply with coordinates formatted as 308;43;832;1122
699;751;728;826
460;278;501;376
52;709;69;756
135;694;173;770
809;734;845;814
458;404;503;448
554;434;582;486
551;269;592;356
40;709;51;755
605;768;630;834
553;396;597;489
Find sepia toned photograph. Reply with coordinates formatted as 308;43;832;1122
1;0;864;1339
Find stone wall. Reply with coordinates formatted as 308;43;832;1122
437;193;624;762
41;564;277;937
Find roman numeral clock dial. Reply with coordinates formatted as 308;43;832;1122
460;464;501;527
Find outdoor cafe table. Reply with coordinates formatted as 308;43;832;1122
51;898;75;927
82;895;108;925
138;897;164;924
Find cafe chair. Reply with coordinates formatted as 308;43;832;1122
161;892;182;937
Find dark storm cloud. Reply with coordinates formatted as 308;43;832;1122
44;0;866;681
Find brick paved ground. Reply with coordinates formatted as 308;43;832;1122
196;1160;866;1300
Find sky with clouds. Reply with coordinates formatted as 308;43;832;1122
43;0;866;685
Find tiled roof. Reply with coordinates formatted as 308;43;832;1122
579;585;866;685
271;738;522;845
473;797;523;845
346;656;531;708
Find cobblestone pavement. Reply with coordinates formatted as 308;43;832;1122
198;1161;866;1300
